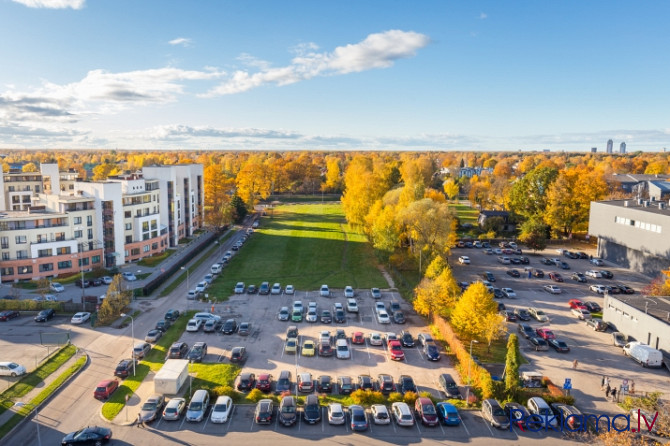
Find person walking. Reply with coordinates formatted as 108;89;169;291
606;384;611;398
572;359;579;369
136;414;145;428
631;380;636;394
601;376;605;390
604;376;610;388
611;387;617;401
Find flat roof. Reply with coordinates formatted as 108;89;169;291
611;295;670;326
595;199;670;216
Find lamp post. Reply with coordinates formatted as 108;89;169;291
120;312;136;376
181;266;189;291
465;340;479;406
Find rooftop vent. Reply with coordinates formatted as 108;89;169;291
624;201;629;207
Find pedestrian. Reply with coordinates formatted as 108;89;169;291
611;387;617;401
572;359;579;369
604;376;610;388
606;384;611;398
601;376;605;389
631;380;636;394
137;414;144;428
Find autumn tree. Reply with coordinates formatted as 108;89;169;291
412;257;460;317
341;155;388;228
481;312;507;353
504;334;521;398
203;164;235;229
443;179;459;201
323;157;342;192
97;274;131;325
450;282;497;340
231;195;248;224
398;198;455;261
508;166;558;220
518;217;549;251
365;200;400;257
236;155;272;208
22;162;38;172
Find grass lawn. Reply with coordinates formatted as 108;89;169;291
265;194;341;203
189;363;240;396
210;204;386;299
448;202;479;225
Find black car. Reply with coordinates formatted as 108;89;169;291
334;309;346;323
506;269;521;278
559;261;570;270
155;319;171;332
357;375;375;391
500;310;517;322
254;399;273;424
303;394;321;424
247;285;257;294
616;284;635;294
91;278;103;287
377;374;395;394
0;310;20;321
519;256;530;264
34;308;55;322
164;309;180;321
399;375;417;394
320;310;332;324
548;339;570;352
114;359;136;378
510;258;521;265
400;331;414;347
187;342;208;362
275;370;292;393
600;270;614;279
337;376;354;394
61;426;112;445
230;346;247;363
75;279;91;288
222;319;239;334
316;375;332;393
423;342;441;361
483;271;496;282
492;288;504;299
517;323;535;339
577;251;589;259
533;269;545;278
584;301;602;313
540;258;553;265
393;311;406;324
529;337;549;351
438;373;461;399
318;342;333;357
166;342;189;360
238;372;256;391
514;308;531;321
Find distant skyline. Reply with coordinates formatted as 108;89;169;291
0;0;669;152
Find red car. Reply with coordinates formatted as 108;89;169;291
94;379;119;400
351;332;365;345
415;397;439;426
388;340;405;361
535;327;556;340
256;373;273;392
0;310;20;321
548;272;564;282
568;299;587;310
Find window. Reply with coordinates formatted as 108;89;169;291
126;235;133;243
88;229;93;239
1;252;9;261
56;247;71;255
125;223;132;230
87;215;93;226
39;263;54;272
74;230;83;238
124;250;129;257
15;235;27;244
131;248;140;256
38;249;51;258
125;211;131;218
78;257;89;267
58;260;72;269
142;221;149;231
0;236;8;249
18;266;33;274
151;242;158;250
143;245;150;253
92;255;101;264
1;267;14;276
16;250;28;259
74;216;82;225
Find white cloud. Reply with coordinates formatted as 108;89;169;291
205;29;430;96
479;12;488;19
168;37;192;47
11;0;84;9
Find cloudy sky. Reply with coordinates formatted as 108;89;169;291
1;0;668;152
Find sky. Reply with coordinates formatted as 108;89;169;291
0;0;668;152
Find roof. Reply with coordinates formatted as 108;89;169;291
594;199;670;216
609;295;670;326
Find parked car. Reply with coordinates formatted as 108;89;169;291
616;284;635;294
237;372;256;391
415;397;439;426
327;403;345;425
94;379;119;400
166;342;188;360
34;308;55;322
50;282;65;293
371;288;382;299
501;288;516;298
162;398;187;421
590;258;605;266
528;337;549;351
222;319;239;334
378;374;396;394
437;402;461;426
423;342;441;361
144;329;163;343
70;312;90;324
458;256;470;264
210;395;233;424
132;342;151;359
536;327;556;340
234;282;245;294
391;402;415;427
303;394;321;424
543;285;562;294
349;405;369;431
60;426;112;445
320;284;330;297
277;395;297;426
571;272;587;282
586;318;609;331
371;404;391;425
514;308;531;321
114;359;136;378
548;339;571;352
548;272;563;282
506;269;520;278
571;308;592;320
504;402;536;429
527;397;558;428
187;342;208;362
533;269;545;277
122;272;137;281
271;283;282;295
278;307;290;321
155;319;172;332
0;362;26;377
337;375;354;394
529;307;549;322
230;346;247;363
600;270;614;279
398;374;417;394
388;340;405;360
481;399;510;429
254;399;274;425
138;395;165;423
517;323;535;339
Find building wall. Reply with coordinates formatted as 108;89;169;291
603;295;670;355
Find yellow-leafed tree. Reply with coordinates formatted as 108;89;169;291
450;282;497;340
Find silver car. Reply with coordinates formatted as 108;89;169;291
327;403;346;425
138;394;165;423
162;398;186;421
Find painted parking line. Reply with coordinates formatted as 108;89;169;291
249;411;256;431
460;416;470;436
226;406;236;431
415;345;424;360
438;420;446;435
367;412;373;433
322;407;326;432
414;420;422;434
179;416;187;430
364;340;372;359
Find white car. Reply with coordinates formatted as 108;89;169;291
346;298;359;313
70;312;91;324
493;248;503;255
195;281;208;293
590;258;605;266
344;286;354;298
335;339;350;359
571;308;592;320
371;404;391;425
234;282;245;294
320;284;330;297
285;285;295;295
101;276;113;285
292;301;304;313
320;330;331;344
369;332;383;346
122;272;137;281
529;308;549;322
203;274;214;285
210;396;233;423
458;256;470;265
327;403;346;425
271;283;282;295
306;309;318;323
391;402;415;426
186;319;202;332
543;285;562;294
375;302;386;314
0;362;27;377
585;270;602;278
50;282;65;293
590;284;607;294
377;310;391;324
501;288;516;298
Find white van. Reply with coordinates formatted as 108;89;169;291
211;263;223;275
186;389;210;422
623;342;664;368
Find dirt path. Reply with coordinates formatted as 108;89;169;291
378;265;395;289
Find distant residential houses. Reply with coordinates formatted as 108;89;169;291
607;174;670;201
440;166;494;179
477;210;516;232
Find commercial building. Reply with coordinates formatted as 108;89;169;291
588;199;670;276
620;142;627;154
606;139;614;154
603;294;670;358
0;163;203;283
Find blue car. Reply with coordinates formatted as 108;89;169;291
436;402;461;426
349;405;369;431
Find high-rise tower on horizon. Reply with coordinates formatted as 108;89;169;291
607;139;614;153
620;142;626;154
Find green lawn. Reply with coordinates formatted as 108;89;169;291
210;204;386;299
448;203;479;225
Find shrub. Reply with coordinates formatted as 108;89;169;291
403;391;419;406
350;389;385;406
213;385;241;403
419;391;437;404
388;392;404;403
245;389;266;403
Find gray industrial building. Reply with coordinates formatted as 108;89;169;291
588;199;670;276
603;294;670;360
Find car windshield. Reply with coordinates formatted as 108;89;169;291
189;402;202;411
402;414;413;420
282;405;296;413
423;404;436;414
214;404;228;411
493;407;505;416
95;386;106;392
332;411;343;418
337;345;347;351
142;402;156;410
376;411;388;418
353;413;366;422
536;310;545;315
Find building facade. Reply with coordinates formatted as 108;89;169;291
0;163;203;282
588;199;670;276
606;139;614;153
620;141;627;154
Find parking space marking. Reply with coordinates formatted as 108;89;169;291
414;420;422;434
367;412;373;433
226;406;236;431
364;340;372;359
249;411;256;431
391;419;397;433
460;416;470;436
438;421;445;435
415;345;424;360
202;415;210;431
322;407;326;432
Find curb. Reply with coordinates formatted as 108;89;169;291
3;350;90;441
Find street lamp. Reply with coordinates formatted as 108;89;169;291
120;312;136;376
465;339;479;406
181;266;189;291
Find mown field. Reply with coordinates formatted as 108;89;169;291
210;204;387;299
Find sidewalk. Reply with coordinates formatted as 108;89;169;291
0;348;87;427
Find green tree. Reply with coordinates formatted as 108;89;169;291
508;166;558;220
450;282;497;340
231;194;248;224
504;334;521;399
518;217;549;252
398;198;455;261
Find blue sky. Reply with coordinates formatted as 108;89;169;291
0;0;668;152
